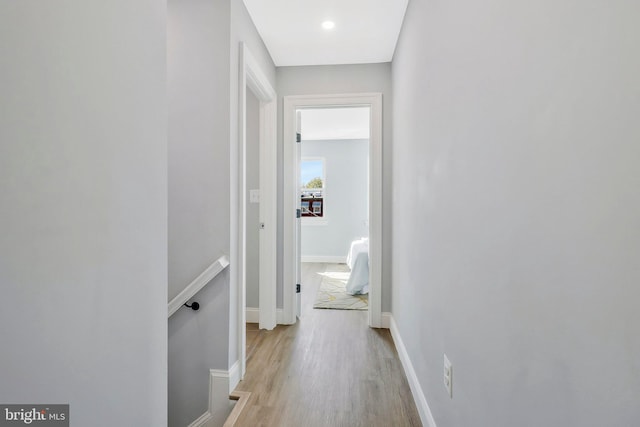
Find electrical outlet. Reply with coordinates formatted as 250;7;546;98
444;354;453;398
249;189;260;203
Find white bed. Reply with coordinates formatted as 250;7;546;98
345;238;369;295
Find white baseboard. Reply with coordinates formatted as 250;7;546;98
228;360;241;393
381;312;392;329
246;307;286;325
246;307;259;323
249;310;389;328
187;411;212;427
188;362;241;427
301;255;347;264
187;369;220;427
389;315;438;427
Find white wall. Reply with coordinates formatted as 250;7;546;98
168;0;230;302
392;0;640;426
276;64;393;311
167;0;232;424
0;2;167;426
301;139;369;260
167;0;275;424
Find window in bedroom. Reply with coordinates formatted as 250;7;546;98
300;158;324;218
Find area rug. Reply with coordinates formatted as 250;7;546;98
313;268;368;310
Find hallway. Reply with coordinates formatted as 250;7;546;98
235;263;421;426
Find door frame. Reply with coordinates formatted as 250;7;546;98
237;42;277;380
283;93;383;327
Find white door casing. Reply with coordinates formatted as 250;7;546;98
283;93;383;327
295;110;302;319
237;42;277;381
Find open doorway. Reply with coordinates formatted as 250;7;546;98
299;107;371;314
245;89;261;322
236;43;277;381
283;93;383;327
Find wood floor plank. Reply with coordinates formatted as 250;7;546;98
236;263;422;427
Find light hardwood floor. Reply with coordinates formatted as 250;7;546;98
236;263;422;427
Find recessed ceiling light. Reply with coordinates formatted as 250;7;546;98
322;20;335;30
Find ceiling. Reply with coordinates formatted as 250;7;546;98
243;0;409;67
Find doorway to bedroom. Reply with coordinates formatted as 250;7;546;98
298;107;371;315
283;93;382;327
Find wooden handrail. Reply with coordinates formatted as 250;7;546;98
168;255;230;317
